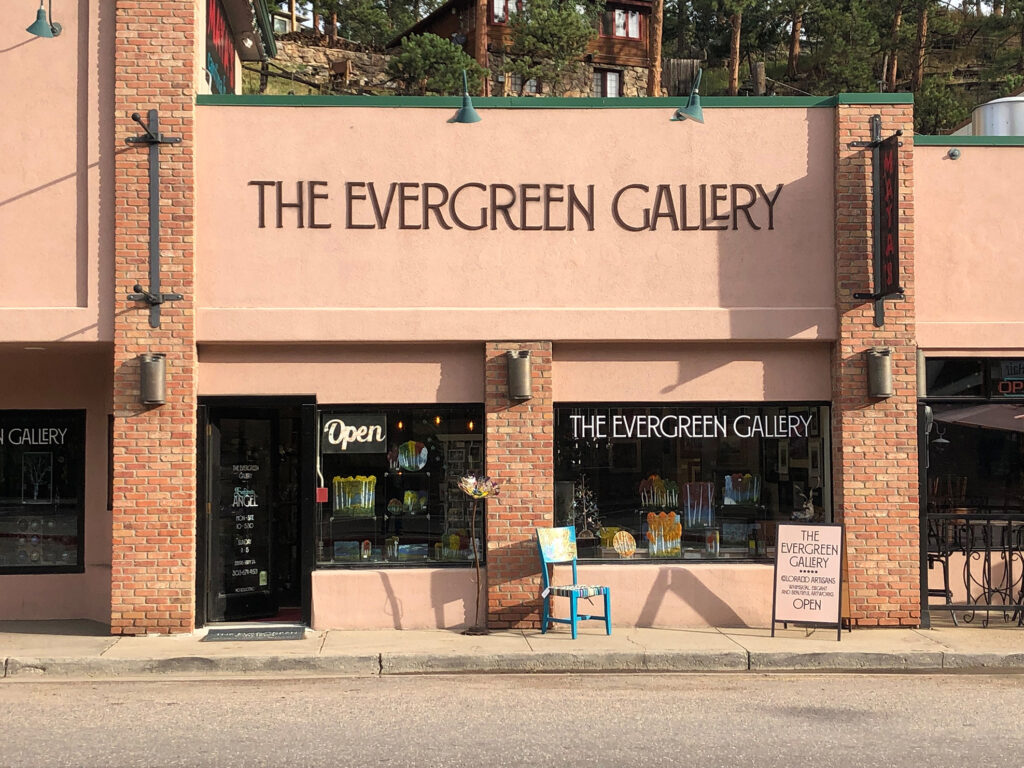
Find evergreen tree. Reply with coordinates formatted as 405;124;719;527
915;75;971;132
804;0;880;93
387;33;488;94
506;0;604;95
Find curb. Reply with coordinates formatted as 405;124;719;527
3;655;380;679
6;651;1024;679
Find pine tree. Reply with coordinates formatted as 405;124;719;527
387;34;488;94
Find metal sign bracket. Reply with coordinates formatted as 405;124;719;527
125;109;183;329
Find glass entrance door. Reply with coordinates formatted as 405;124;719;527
206;415;276;622
201;405;307;624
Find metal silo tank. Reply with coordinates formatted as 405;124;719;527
971;96;1024;136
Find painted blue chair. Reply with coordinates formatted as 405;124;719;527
536;526;611;639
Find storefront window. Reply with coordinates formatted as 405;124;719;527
316;405;484;566
0;410;86;573
554;404;831;562
925;358;985;398
928;403;1024;512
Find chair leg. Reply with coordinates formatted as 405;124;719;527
570;593;578;640
541;596;550;634
603;590;611;635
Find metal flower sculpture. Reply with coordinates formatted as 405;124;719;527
458;474;499;635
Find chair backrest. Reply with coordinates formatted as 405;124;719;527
537;526;578;589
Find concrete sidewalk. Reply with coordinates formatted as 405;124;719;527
1;620;1023;680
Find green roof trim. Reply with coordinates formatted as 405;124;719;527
254;0;277;58
915;135;1024;146
836;93;914;104
198;94;842;108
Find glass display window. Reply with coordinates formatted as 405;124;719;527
0;410;86;573
316;405;485;567
925;358;985;398
554;404;832;562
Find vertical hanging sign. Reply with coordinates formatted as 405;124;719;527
853;115;904;327
877;134;901;298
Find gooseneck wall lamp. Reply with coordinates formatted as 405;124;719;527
27;0;61;37
671;67;704;124
449;69;482;124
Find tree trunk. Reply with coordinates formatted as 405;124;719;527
647;0;664;96
993;1;1003;17
751;60;765;95
289;0;297;32
728;11;742;96
329;11;337;42
886;3;903;92
912;3;928;92
474;0;490;95
787;7;802;80
1019;22;1024;72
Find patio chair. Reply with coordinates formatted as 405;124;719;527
536;526;611;639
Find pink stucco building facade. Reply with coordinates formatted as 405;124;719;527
2;0;1022;634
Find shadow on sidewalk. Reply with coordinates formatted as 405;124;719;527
0;620;110;637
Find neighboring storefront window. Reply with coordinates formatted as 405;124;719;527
925;357;1024;513
0;410;86;573
554;404;831;561
317;405;484;566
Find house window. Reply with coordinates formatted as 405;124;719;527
592;69;621;97
492;0;526;24
508;73;539;95
602;8;641;39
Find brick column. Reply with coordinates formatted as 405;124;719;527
833;100;918;627
484;342;553;629
110;1;197;634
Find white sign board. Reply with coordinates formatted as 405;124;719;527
772;523;844;638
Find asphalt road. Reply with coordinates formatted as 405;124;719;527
1;673;1022;767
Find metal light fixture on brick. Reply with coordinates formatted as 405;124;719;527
866;347;893;398
671;68;703;124
139;353;167;406
27;0;61;37
506;351;532;401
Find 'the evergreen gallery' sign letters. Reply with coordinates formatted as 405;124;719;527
247;180;786;233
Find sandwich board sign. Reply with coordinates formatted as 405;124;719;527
771;522;845;641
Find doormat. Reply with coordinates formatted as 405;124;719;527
202;626;306;642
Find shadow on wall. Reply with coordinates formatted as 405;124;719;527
374;567;482;630
666;109;835;400
634;567;746;627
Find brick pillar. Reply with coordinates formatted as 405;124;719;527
484;342;553;629
110;1;197;634
833;100;918;627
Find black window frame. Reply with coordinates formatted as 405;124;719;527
553;401;833;564
0;409;87;575
315;403;486;569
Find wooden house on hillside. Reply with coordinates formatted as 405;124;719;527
389;0;656;97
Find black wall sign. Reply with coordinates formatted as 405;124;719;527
991;360;1024;399
877;134;901;298
321;413;387;454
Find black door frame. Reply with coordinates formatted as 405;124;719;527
196;396;316;627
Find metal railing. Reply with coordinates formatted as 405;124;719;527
925;512;1024;627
